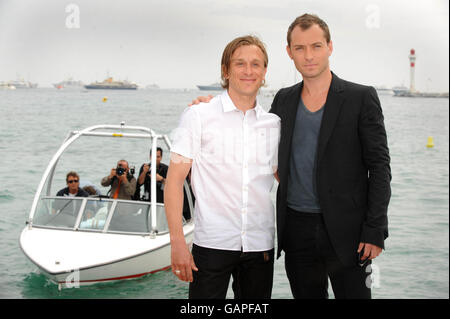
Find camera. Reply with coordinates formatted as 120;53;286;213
116;166;126;176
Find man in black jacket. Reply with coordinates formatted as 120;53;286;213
54;171;89;218
56;171;89;197
137;147;168;203
269;14;391;299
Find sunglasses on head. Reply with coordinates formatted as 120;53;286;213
67;179;79;184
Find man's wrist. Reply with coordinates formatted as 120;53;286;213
170;236;186;246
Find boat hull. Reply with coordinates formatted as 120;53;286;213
196;85;223;91
20;226;194;288
47;243;173;288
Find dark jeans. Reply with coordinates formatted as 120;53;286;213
189;244;274;299
283;207;372;299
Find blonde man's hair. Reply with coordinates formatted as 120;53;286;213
220;35;268;89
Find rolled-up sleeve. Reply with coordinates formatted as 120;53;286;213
170;107;201;160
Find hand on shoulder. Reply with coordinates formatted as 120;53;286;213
188;95;214;106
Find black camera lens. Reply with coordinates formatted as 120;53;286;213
116;167;125;176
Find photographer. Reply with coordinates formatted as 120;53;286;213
137;147;168;203
101;159;137;200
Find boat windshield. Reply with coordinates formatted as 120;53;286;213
33;197;86;229
32;196;169;234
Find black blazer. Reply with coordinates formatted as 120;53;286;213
270;72;391;266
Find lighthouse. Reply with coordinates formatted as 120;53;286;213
409;49;416;92
392;48;448;98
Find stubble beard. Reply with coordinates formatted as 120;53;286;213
299;60;330;80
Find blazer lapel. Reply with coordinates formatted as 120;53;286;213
316;73;346;164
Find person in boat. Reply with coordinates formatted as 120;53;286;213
165;35;280;299
135;147;193;220
101;159;137;200
80;180;102;196
78;185;109;229
136;147;168;203
181;169;194;222
56;171;89;197
82;185;104;220
82;185;97;196
53;171;89;216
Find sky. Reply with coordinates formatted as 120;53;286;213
0;0;448;92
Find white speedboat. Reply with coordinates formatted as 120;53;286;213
20;124;194;289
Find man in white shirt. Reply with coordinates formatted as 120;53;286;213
165;35;280;299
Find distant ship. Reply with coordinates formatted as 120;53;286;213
0;82;16;90
197;82;223;91
391;86;409;95
54;78;84;89
84;77;138;90
375;86;393;95
394;90;449;98
392;85;448;98
7;79;37;89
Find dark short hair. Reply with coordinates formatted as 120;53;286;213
66;171;79;183
82;185;96;196
287;14;331;47
150;147;163;156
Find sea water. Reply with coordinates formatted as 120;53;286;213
0;88;448;298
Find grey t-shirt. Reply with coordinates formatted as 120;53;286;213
287;98;324;213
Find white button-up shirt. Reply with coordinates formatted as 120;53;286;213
171;90;280;252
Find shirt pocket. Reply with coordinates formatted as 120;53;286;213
248;127;279;166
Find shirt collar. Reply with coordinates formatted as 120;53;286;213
221;90;264;119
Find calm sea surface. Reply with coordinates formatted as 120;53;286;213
0;88;448;299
